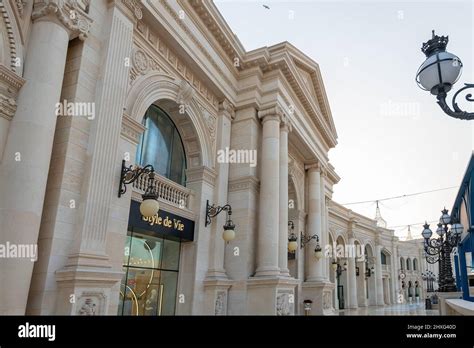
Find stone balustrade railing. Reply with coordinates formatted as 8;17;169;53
132;171;192;210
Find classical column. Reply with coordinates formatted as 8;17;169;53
206;100;235;280
279;117;291;277
305;164;323;281
375;244;385;305
53;2;138;315
357;260;368;306
254;106;282;277
0;1;91;314
347;237;358;308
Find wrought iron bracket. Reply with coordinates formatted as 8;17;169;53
118;159;155;198
436;83;474;120
300;232;319;249
205;200;232;227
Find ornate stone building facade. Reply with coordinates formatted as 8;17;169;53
0;0;427;315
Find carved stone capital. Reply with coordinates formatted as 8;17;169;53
257;105;286;124
304;161;321;172
121;0;143;20
32;0;93;41
218;98;235;120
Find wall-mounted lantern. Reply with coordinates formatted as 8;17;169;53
205;200;236;242
118;160;159;218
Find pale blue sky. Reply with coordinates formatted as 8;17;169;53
215;0;474;238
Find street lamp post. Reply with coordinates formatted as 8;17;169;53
416;30;474;120
421;208;464;292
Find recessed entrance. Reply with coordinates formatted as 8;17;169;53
118;228;180;316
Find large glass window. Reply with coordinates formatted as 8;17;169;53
118;228;180;316
136;105;186;186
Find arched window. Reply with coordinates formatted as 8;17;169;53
406;258;411;270
413;258;418;271
400;257;404;270
136;105;187;186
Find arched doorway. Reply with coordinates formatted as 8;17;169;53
119;103;189;316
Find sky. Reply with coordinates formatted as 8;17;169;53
215;0;474;239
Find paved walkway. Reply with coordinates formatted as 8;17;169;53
337;302;439;316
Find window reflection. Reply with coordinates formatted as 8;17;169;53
118;229;180;316
136;105;186;186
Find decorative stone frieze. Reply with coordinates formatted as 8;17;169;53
132;9;219;109
0;63;25;121
32;0;93;40
122;0;142;19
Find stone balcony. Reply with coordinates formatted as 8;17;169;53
131;171;195;219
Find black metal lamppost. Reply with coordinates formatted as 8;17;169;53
118;160;160;218
288;221;323;259
205;200;236;242
416;30;474;120
421;208;464;292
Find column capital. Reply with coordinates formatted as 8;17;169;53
32;0;93;40
257;105;286;124
304;161;321;172
218;98;235;121
280;115;292;133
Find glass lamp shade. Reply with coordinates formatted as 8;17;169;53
451;223;464;235
222;228;235;242
288;240;298;252
314;247;323;259
222;218;236;242
331;262;338;271
422;226;433;239
416;51;462;94
436;224;445;237
140;198;159;217
441;210;451;225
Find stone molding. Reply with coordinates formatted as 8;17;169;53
0;1;19;71
121;112;145;145
186;165;217;186
228;175;259;194
133;20;219;110
0;63;25;121
32;0;93;41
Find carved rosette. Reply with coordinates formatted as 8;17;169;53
32;0;93;41
129;48;165;83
